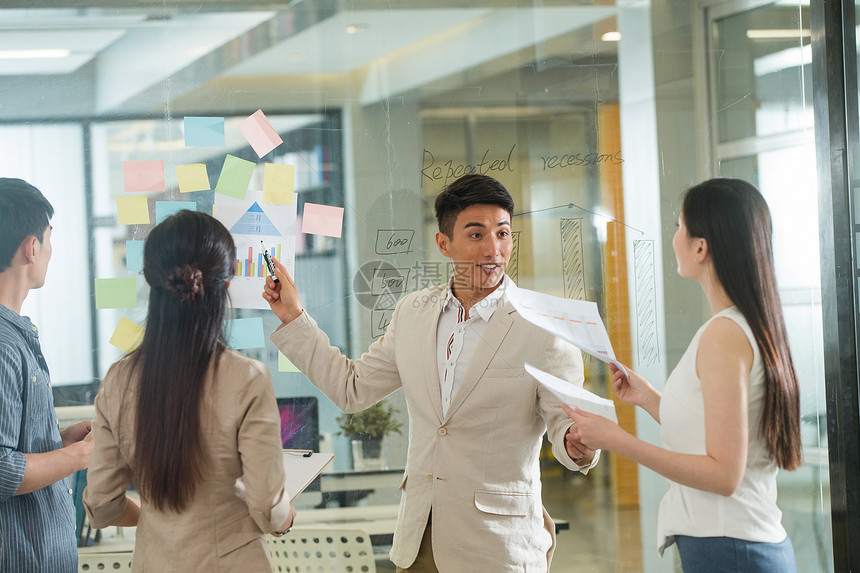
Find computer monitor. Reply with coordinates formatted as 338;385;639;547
277;396;320;450
276;396;321;492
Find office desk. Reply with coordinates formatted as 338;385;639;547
78;504;570;555
316;468;404;507
296;504;570;547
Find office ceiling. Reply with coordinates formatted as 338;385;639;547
0;2;619;120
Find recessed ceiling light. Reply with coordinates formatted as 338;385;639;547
601;31;621;42
345;24;368;34
0;49;71;60
747;29;811;39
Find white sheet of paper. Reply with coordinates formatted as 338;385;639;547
524;363;617;423
507;284;627;376
235;451;334;502
214;190;297;309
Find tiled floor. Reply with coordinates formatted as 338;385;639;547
373;460;834;572
373;464;644;572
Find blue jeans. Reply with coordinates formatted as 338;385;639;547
674;535;797;573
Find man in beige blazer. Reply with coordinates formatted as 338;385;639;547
264;174;598;572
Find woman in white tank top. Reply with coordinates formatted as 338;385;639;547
565;178;802;573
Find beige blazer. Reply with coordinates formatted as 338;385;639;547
271;283;590;572
83;350;292;572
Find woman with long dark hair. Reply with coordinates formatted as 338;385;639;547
566;178;801;572
84;210;295;571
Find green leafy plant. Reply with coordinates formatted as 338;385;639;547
336;402;403;441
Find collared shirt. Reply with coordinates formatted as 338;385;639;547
0;303;77;573
436;275;511;417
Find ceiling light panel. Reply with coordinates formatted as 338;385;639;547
0;9;147;31
222;9;493;76
0;29;127;75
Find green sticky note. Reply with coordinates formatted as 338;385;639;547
95;278;137;309
227;317;265;349
278;351;300;372
215;154;255;200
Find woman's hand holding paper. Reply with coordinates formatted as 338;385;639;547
563;405;627;452
609;364;662;423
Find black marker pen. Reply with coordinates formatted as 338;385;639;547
261;241;279;283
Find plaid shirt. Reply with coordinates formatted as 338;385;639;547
0;303;76;573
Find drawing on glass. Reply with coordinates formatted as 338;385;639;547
508;231;520;285
633;239;659;366
560;218;586;300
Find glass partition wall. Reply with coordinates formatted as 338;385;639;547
0;1;837;570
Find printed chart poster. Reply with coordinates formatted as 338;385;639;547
214;190;297;309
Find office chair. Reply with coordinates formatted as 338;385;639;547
77;552;133;571
268;527;376;573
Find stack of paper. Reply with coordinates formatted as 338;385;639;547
507;284;627;377
525;363;617;423
235;451;334;501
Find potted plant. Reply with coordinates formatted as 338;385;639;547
337;402;403;467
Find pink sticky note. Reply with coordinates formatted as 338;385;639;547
238;109;283;158
123;160;165;193
302;203;344;238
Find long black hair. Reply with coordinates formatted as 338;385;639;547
682;178;802;470
130;210;235;511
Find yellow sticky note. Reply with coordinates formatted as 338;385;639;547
109;317;144;352
263;164;295;205
116;196;150;225
176;164;211;193
278;351;300;372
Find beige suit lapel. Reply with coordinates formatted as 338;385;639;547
420;292;445;424
442;302;515;423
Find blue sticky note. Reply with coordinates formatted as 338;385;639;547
126;240;144;272
184;117;225;147
227;317;265;350
155;201;196;225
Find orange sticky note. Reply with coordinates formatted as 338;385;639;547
123;160;165;192
116;196;150;225
239;109;283;158
302;203;343;238
263;164;295;205
175;164;210;193
109;318;144;352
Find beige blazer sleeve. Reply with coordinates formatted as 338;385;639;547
83;362;135;529
269;308;403;412
235;363;292;533
533;333;601;473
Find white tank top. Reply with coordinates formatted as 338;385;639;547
656;306;787;555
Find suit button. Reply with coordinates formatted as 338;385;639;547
426;473;433;480
437;427;448;436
